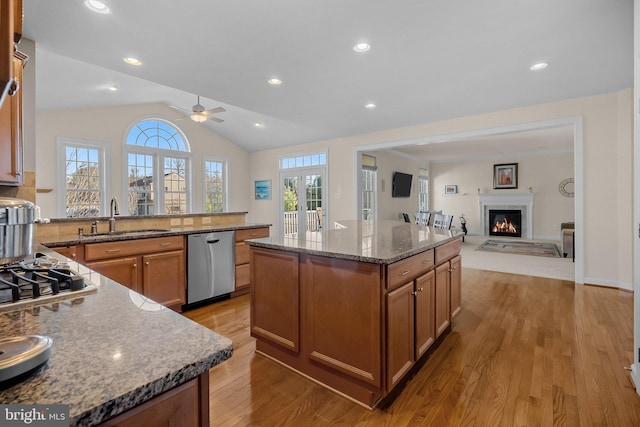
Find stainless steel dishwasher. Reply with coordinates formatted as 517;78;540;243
186;231;235;305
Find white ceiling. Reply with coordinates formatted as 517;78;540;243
23;0;632;158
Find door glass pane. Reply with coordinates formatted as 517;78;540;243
283;176;298;234
305;174;322;231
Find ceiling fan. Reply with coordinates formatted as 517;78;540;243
169;96;225;123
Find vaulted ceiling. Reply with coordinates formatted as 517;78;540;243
23;1;632;157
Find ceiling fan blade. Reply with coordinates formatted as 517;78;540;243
175;116;190;121
207;116;224;123
168;104;191;114
204;106;225;114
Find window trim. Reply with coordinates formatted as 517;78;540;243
56;137;111;218
202;156;229;213
123;117;192;215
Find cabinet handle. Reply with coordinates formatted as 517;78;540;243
133;264;137;268
417;287;424;292
159;242;171;247
145;262;149;266
105;249;121;254
449;267;457;272
15;172;21;176
422;260;430;264
7;78;18;96
412;291;418;296
399;270;410;276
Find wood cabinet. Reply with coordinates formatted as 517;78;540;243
51;245;77;261
0;0;17;105
233;227;269;296
386;264;436;389
450;255;462;318
250;236;462;408
99;371;209;427
0;49;25;185
84;236;186;311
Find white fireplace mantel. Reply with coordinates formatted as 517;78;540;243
479;193;534;239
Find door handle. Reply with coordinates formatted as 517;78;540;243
206;239;220;244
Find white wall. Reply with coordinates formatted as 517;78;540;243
35;103;251;218
374;151;425;221
248;89;633;290
430;151;575;240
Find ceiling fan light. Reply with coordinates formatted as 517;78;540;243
190;114;207;123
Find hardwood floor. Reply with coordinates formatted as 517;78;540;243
183;268;640;426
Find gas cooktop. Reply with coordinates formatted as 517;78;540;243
0;253;96;312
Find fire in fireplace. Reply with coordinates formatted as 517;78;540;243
489;209;522;237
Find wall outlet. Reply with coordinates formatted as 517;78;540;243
183;218;194;225
170;218;181;226
202;217;211;224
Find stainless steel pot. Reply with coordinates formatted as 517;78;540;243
0;197;35;265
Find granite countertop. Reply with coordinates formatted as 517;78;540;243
41;222;271;247
245;219;463;264
0;246;233;426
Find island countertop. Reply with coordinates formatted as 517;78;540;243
0;246;233;426
245;219;463;264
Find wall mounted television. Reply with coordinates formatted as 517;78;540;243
392;172;413;197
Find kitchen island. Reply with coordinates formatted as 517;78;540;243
0;246;232;426
246;220;463;409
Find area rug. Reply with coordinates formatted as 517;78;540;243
476;239;561;258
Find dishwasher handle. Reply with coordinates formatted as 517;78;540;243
206;238;220;244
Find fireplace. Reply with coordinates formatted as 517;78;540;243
479;194;533;239
489;209;522;237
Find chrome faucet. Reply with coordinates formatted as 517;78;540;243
109;197;120;233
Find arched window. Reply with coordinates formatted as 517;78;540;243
125;119;191;215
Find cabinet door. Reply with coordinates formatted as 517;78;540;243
434;263;451;338
450;255;462;319
0;53;23;185
86;257;140;293
415;270;436;359
386;281;414;389
250;248;300;353
302;255;381;387
142;250;185;309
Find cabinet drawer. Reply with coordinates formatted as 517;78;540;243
235;263;250;289
85;236;184;261
434;239;461;264
387;249;434;291
235;227;269;242
236;242;250;265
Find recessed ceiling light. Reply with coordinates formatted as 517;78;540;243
353;42;371;53
530;62;548;71
254;122;263;127
123;57;142;66
268;78;282;86
85;0;110;14
107;85;118;91
365;103;376;109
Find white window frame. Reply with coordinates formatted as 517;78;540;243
203;157;228;213
123;118;192;215
56;137;111;218
418;167;429;213
360;153;377;220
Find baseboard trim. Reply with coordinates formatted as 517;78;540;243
582;279;633;292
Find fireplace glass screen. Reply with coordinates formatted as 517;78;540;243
489;209;522;237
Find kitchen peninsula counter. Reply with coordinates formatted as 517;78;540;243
246;220;463;408
0;246;232;426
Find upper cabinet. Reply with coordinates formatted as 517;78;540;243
0;0;25;186
0;0;16;106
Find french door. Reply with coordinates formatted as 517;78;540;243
279;167;326;235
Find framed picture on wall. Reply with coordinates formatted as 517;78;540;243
444;185;458;194
255;179;271;200
493;163;518;189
